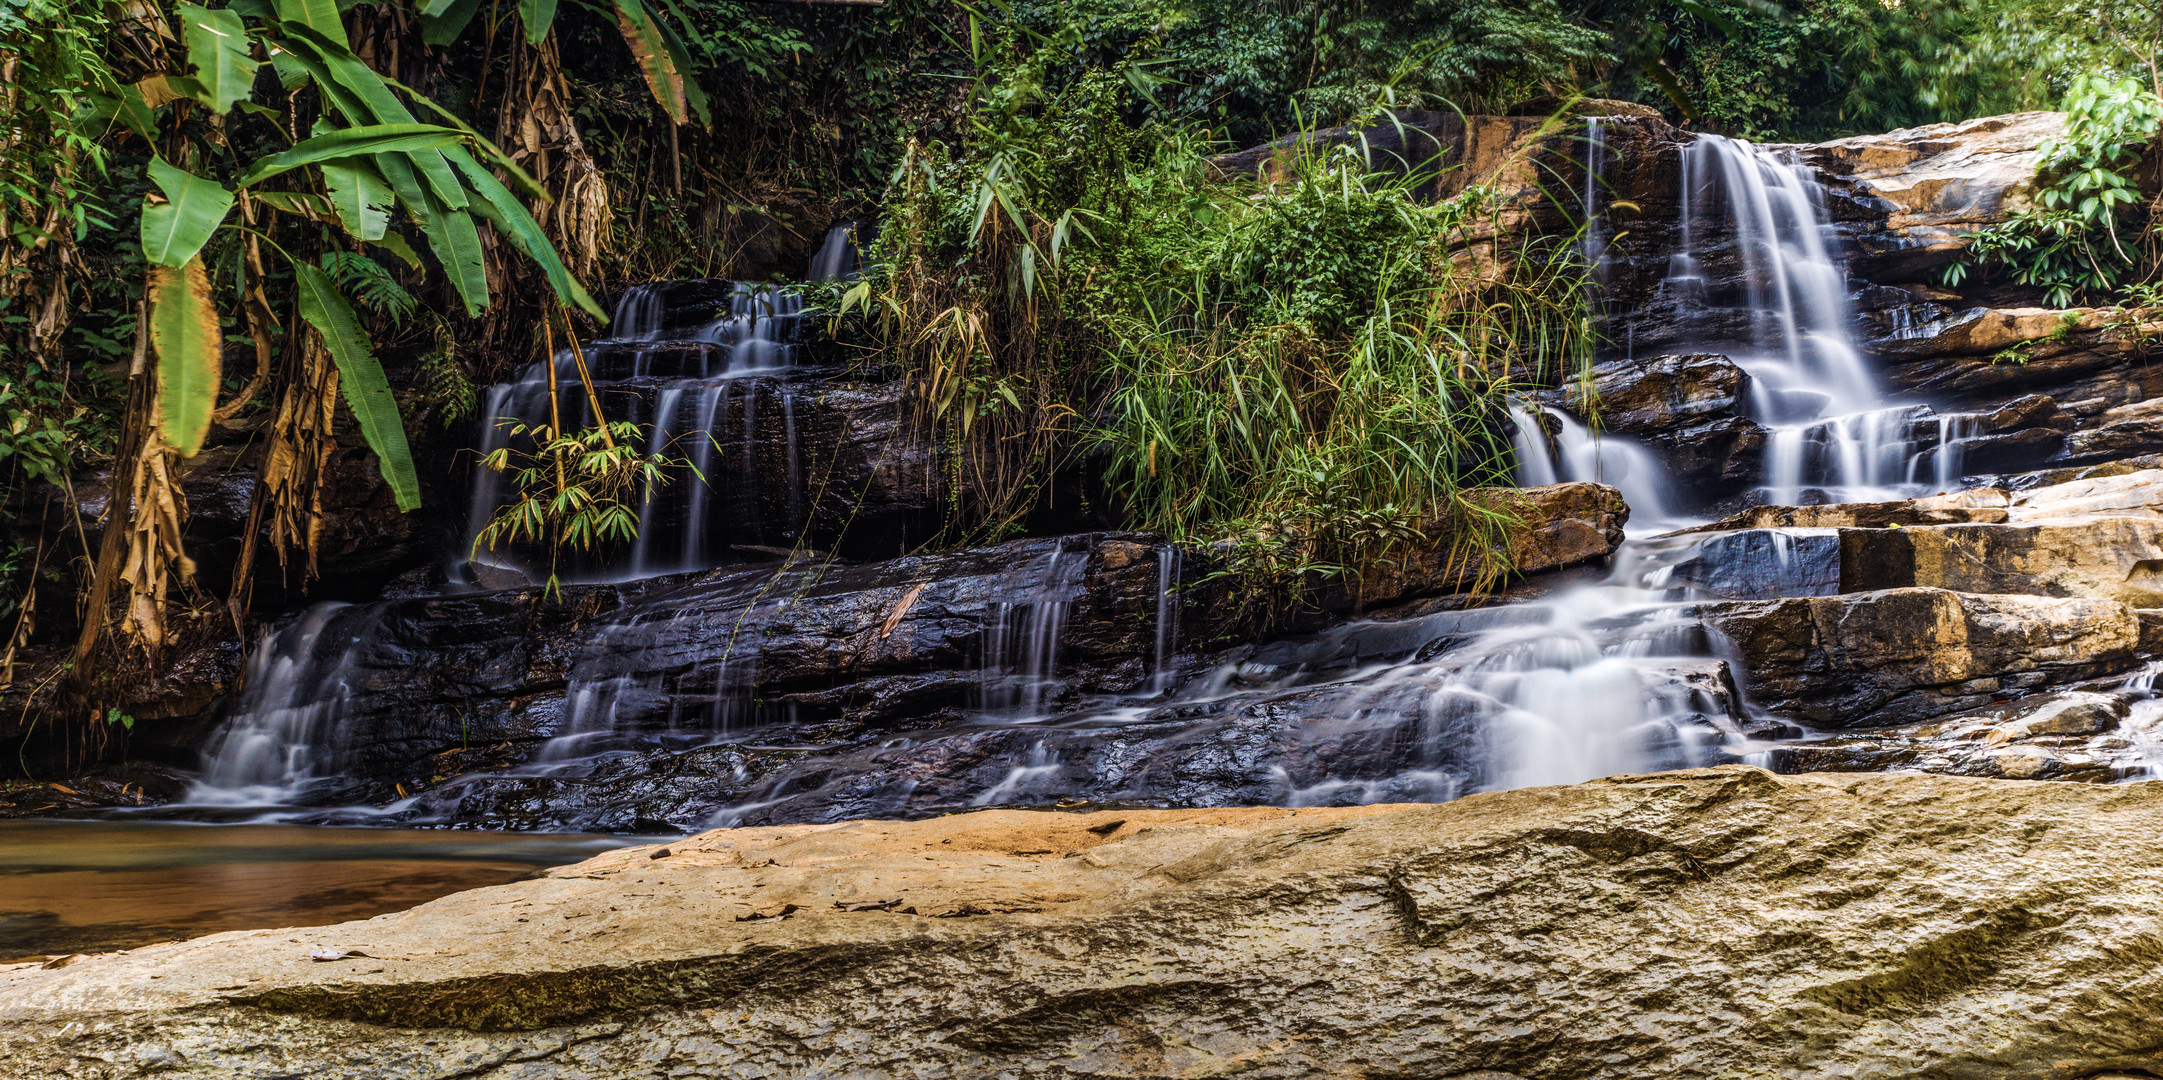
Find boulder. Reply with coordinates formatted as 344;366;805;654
1841;517;2163;606
19;769;2163;1078
1351;482;1627;606
1803;112;2066;280
1700;587;2140;728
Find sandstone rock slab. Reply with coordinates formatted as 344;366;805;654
1701;587;2140;727
14;769;2163;1078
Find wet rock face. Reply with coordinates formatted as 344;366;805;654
17;769;2163;1079
1555;353;1766;495
1804;112;2068;279
1701;587;2141;728
1765;690;2147;781
256;533;1182;802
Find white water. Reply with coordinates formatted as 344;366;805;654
188;604;357;806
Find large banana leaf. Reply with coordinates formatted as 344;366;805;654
237;123;467;187
319;157;395;241
293;261;421;512
278;29;469;210
417;193;490;317
519;0;558;45
419;0;481;46
614;0;690;126
148;258;223;458
269;0;347;49
177;4;257;115
448;150;605;319
140;157;235;269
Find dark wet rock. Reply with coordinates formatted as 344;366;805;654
379;641;1742;831
1700;587;2141;729
1553;354;1765;494
0;763;196;818
1762;690;2143;781
232;534;1193;805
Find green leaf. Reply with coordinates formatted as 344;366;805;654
140;158;236;269
420;0;482;45
651;8;710;127
613;0;689;125
277;29;469;210
251;190;334;216
267;43;313;89
177;4;258;114
519;0;558;44
270;0;348;49
294;261;421;511
238;124;465;186
415;194;489;317
320;156;395;240
80;86;161;142
148;258;223;458
447;150;604;319
366;230;422;269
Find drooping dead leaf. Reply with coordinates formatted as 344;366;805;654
879;582;927;640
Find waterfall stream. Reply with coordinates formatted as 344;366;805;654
180;131;2067;828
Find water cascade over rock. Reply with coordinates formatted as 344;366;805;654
159;113;2163;831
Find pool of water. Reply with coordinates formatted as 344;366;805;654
0;820;628;962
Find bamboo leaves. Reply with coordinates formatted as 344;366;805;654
293;262;421;511
148;259;223;458
177;4;257;114
140;158;235;268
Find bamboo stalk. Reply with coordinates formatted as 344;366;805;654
560;307;615;448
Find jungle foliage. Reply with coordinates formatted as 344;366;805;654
836;31;1591;596
0;0;2157;730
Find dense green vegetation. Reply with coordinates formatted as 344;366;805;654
0;0;2156;729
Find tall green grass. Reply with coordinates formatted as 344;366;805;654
831;27;1595;602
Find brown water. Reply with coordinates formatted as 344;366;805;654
0;820;629;962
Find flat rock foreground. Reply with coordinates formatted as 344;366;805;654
11;768;2163;1078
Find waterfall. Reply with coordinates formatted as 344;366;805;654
1669;135;1954;503
1152;547;1183;695
456;225;859;585
189;604;359;805
982;547;1087;716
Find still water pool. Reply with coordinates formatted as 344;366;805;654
0;820;625;962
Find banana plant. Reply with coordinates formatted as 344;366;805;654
104;0;608;512
415;0;711;127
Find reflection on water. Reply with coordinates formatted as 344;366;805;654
0;821;624;961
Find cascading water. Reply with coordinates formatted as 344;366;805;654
1670;135;1969;504
189;605;360;805
458;227;861;583
179;127;2055;831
